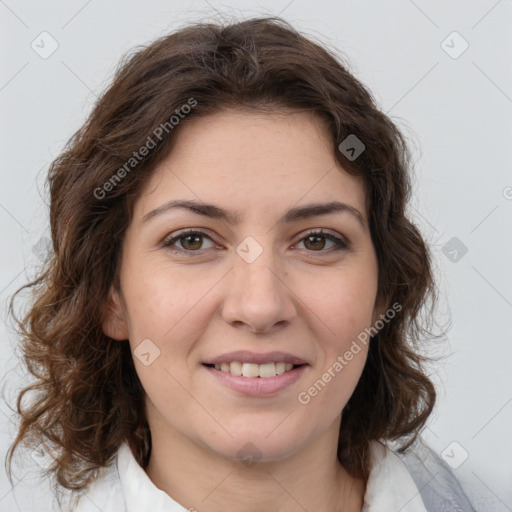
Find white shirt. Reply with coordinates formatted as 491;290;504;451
69;440;430;512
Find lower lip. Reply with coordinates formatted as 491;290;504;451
203;364;308;396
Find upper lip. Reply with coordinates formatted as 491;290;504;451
203;351;308;365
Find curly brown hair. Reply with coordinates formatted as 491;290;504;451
5;15;441;504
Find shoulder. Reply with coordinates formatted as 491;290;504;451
363;439;477;512
363;440;428;511
392;438;478;512
67;455;125;512
67;441;186;512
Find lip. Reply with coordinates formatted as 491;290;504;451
203;350;308;365
203;364;308;396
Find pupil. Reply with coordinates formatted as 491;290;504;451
306;235;324;250
184;235;201;249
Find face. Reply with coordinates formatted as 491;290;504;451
103;109;383;463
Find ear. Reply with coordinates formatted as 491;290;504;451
102;285;129;340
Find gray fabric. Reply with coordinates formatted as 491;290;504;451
396;439;477;512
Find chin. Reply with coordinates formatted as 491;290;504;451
201;423;308;465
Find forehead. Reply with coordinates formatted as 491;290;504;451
135;109;366;222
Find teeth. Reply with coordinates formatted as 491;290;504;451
275;362;286;375
229;361;243;376
258;362;276;378
242;363;260;377
212;361;299;378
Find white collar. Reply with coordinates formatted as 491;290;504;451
74;440;428;511
117;442;186;511
361;440;428;511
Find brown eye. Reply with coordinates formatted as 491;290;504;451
296;230;349;253
180;234;203;250
163;230;216;254
303;234;327;251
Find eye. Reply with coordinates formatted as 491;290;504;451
162;228;350;256
294;229;350;252
162;230;216;254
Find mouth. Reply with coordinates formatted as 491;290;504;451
201;350;309;395
202;361;306;379
201;360;308;396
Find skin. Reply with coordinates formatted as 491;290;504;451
103;109;386;512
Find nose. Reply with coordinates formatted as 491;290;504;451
220;246;297;334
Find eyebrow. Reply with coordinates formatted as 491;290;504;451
142;199;366;229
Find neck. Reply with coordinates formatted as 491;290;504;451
144;410;366;512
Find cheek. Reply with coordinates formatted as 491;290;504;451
298;282;373;418
301;347;368;431
293;259;377;406
122;261;214;338
298;260;378;341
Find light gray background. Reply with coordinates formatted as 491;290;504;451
1;1;511;511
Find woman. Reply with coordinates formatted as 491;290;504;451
6;16;476;511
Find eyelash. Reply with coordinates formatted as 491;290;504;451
162;229;350;257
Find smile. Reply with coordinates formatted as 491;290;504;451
202;363;308;396
205;361;300;378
